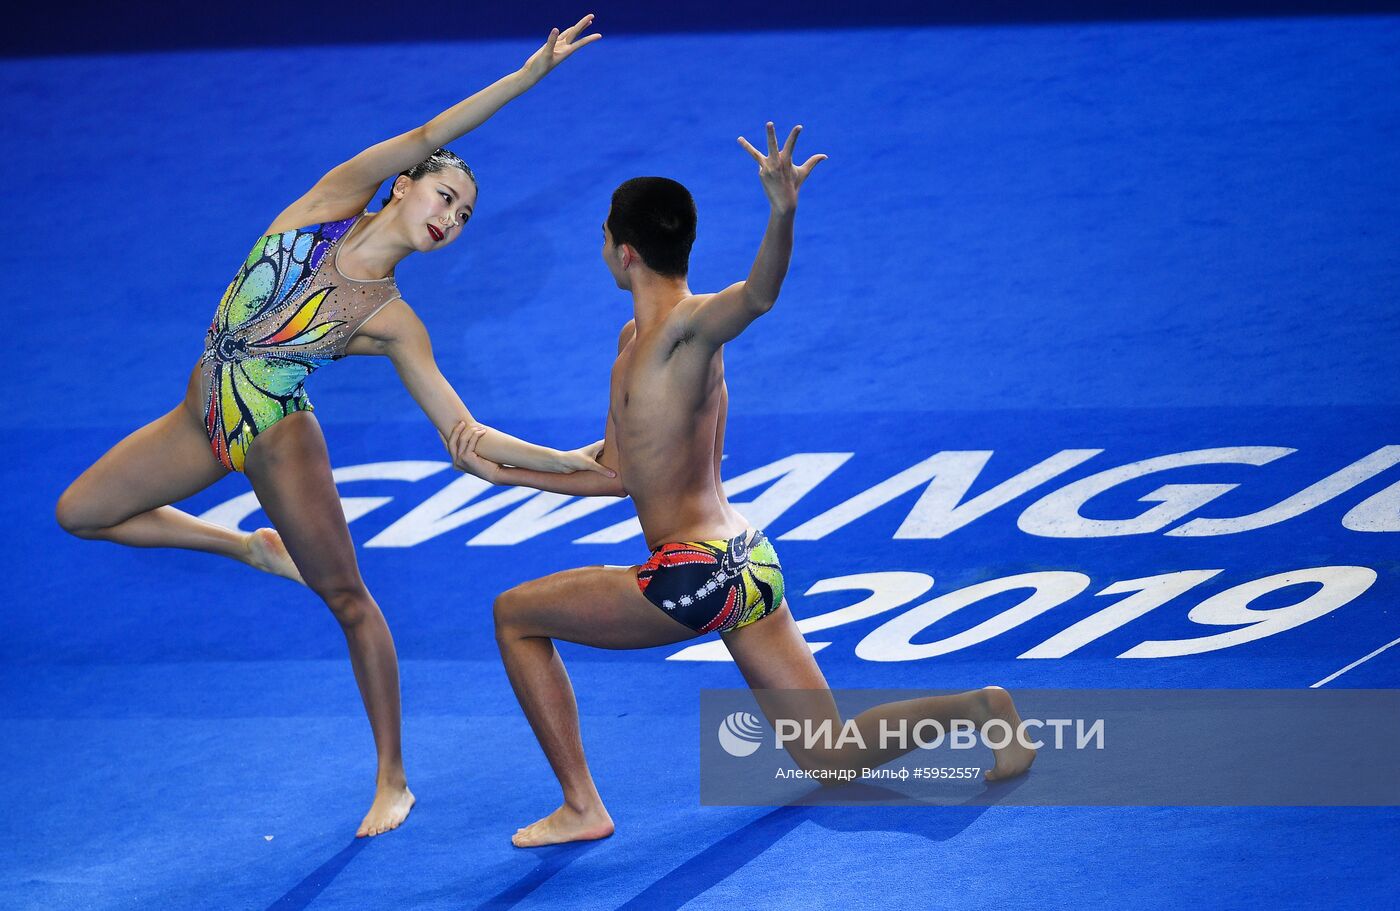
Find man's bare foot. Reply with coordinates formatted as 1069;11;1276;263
511;803;614;848
356;784;415;838
979;686;1037;782
245;528;304;584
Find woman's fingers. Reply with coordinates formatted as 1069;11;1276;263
586;453;616;477
562;13;594;42
566;32;603;52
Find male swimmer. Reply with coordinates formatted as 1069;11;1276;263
449;122;1035;846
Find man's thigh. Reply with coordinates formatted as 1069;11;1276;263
723;603;843;730
498;564;698;650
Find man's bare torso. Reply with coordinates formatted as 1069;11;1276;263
609;299;747;549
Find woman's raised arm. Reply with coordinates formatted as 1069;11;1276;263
275;14;601;225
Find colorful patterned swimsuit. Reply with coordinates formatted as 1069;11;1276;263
636;530;785;634
199;215;401;471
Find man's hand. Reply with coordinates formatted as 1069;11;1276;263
738;122;826;214
521;14;602;86
448;422;500;482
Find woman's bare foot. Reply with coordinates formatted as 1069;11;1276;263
356;784;415;838
511;803;614;848
979;686;1037;782
244;528;304;584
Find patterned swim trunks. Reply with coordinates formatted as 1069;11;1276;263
635;530;785;634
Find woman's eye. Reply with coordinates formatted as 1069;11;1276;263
440;192;451;202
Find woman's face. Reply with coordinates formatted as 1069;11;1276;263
392;168;478;252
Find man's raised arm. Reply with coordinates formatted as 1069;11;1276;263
691;122;826;346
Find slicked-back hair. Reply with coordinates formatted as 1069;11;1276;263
381;148;477;207
606;177;697;277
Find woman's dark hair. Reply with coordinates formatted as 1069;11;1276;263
381;148;477;207
606;177;697;277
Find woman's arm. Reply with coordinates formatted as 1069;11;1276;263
273;15;601;226
452;421;626;499
351;299;613;477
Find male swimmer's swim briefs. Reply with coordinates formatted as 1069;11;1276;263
636;530;785;634
198;214;402;472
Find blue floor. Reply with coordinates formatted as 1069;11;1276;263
3;15;1399;910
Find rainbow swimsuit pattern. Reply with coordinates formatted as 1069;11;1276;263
198;215;400;471
636;530;785;634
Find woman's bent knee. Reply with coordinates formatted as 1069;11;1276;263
55;488;102;537
317;583;376;626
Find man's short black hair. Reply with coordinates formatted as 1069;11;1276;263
606;177;697;277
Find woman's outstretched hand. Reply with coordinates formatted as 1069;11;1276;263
522;14;602;85
555;439;616;477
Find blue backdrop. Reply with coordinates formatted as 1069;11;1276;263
2;12;1398;910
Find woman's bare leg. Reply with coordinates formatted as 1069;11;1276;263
722;604;1036;781
54;398;301;582
243;411;411;838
